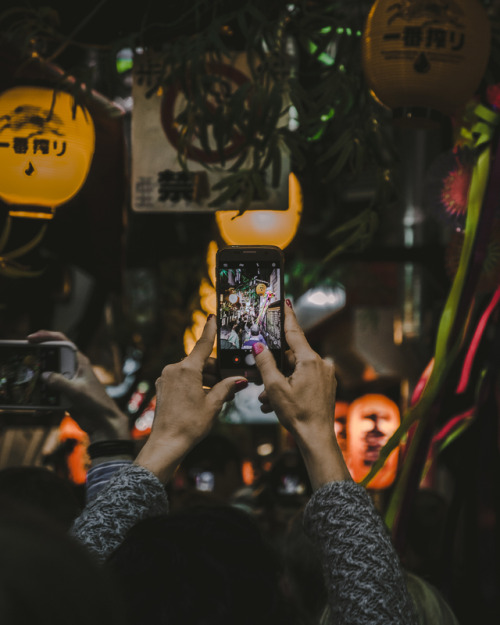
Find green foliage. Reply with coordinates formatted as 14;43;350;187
1;0;499;259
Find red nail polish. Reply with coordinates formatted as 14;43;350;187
252;342;265;356
234;379;248;390
207;314;215;321
286;299;293;309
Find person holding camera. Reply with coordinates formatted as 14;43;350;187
62;307;417;625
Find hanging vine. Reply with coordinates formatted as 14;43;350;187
0;0;499;263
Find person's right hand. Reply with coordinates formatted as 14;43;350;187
251;304;352;489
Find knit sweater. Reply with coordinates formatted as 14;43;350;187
71;464;417;624
303;481;418;624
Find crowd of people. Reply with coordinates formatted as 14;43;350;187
223;315;268;350
0;303;460;624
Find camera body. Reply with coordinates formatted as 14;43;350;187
0;340;77;411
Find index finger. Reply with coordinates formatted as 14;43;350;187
185;314;217;370
283;304;314;359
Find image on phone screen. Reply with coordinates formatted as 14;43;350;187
0;346;61;407
218;259;282;372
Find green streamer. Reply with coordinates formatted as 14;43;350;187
359;104;498;531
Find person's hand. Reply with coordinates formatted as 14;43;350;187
252;303;351;489
134;315;248;483
27;330;130;442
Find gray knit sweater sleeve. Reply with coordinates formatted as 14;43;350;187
303;480;418;625
70;464;168;562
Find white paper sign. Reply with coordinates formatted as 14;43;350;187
131;50;290;213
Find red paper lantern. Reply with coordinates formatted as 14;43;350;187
346;394;400;489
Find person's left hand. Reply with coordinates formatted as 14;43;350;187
27;330;130;442
134;315;248;483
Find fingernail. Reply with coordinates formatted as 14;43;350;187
234;379;248;391
286;299;293;309
41;371;52;382
252;342;265;356
207;314;215;321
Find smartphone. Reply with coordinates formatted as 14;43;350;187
0;340;77;411
216;245;284;383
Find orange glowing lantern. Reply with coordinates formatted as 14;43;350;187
215;172;302;249
255;283;267;296
59;414;90;485
0;86;95;218
362;0;491;115
345;393;400;489
334;400;350;454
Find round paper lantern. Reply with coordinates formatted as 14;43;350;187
334;400;350;453
216;172;302;249
346;393;400;489
0;86;95;212
255;283;267;296
362;0;491;115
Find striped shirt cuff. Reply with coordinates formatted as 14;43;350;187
86;459;133;502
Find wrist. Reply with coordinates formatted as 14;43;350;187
87;409;131;443
295;428;352;490
134;435;192;484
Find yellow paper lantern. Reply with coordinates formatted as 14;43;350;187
0;86;95;217
215;172;302;249
255;283;267;296
362;0;491;115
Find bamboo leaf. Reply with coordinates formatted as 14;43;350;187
316;128;352;164
229;149;251;173
251;170;268;201
271;146;282;188
322;143;353;181
211;172;241;191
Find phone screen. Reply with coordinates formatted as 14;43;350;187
0;345;62;408
218;255;283;377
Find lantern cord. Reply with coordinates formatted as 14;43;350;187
0;216;47;277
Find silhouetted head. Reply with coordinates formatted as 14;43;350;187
0;504;127;625
0;466;82;530
107;505;294;625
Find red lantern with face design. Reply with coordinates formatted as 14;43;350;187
346;394;400;489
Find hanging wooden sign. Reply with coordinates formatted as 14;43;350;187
131;50;290;213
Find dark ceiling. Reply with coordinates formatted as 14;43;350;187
1;0;290;45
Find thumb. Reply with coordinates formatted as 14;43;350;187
252;342;286;389
206;376;248;412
